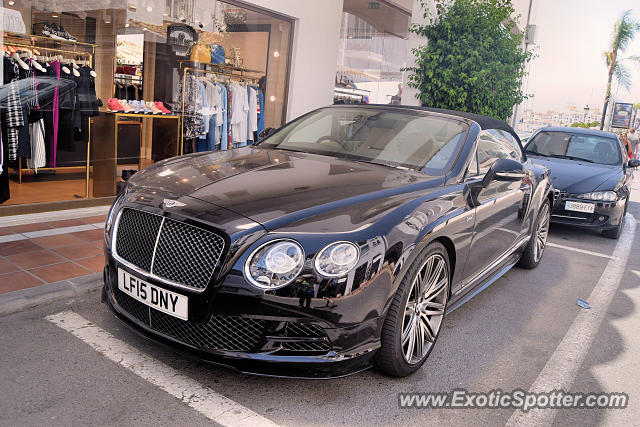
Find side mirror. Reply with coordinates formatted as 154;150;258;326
628;159;640;168
482;158;526;187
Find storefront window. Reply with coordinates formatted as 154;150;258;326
0;0;292;208
335;4;410;106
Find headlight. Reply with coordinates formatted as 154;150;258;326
578;191;617;202
314;241;360;277
244;240;305;289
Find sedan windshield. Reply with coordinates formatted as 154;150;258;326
525;131;621;165
260;108;469;173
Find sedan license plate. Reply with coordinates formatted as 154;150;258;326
565;201;595;214
118;268;188;320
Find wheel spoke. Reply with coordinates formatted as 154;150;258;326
414;320;425;359
404;320;416;359
420;314;435;342
425;277;447;301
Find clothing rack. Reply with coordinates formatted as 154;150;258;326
1;31;95;67
4;43;95;193
179;66;261;155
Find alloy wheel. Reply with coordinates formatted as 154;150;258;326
534;203;550;263
401;253;449;364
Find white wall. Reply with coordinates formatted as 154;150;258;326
401;0;434;106
246;0;345;122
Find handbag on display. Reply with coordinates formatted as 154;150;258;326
190;43;211;63
209;43;225;64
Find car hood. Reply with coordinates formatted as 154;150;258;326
527;155;621;193
128;146;443;231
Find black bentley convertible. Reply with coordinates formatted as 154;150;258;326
103;105;552;377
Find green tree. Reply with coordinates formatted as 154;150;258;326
406;0;531;120
599;10;640;130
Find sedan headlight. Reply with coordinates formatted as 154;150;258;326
244;240;305;289
578;191;617;202
314;241;360;277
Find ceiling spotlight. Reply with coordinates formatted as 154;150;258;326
273;51;280;58
125;23;130;27
146;5;153;12
269;96;276;102
8;1;15;5
52;14;59;18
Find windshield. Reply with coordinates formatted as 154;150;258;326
525;131;621;165
260;108;469;173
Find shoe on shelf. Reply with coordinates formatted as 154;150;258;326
139;101;154;114
107;98;125;112
41;23;52;37
118;99;135;113
128;100;143;114
58;24;77;42
145;101;163;114
154;102;171;114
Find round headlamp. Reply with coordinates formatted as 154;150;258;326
314;241;360;277
244;240;305;289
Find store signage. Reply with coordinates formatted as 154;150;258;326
1;7;26;34
612;102;634;129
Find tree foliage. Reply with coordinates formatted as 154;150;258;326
570;121;600;128
406;0;531;121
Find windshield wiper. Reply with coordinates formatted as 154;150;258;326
548;154;595;163
356;159;402;169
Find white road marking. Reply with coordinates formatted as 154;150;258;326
546;242;612;259
506;213;636;426
46;311;279;427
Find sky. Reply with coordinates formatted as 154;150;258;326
524;0;640;113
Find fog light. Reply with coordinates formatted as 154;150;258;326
598;216;606;222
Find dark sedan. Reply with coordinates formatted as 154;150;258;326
102;105;552;377
525;127;639;239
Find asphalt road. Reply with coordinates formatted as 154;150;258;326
2;185;640;426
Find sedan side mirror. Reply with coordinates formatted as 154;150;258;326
628;159;640;168
482;158;526;187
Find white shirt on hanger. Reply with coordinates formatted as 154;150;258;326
231;83;249;143
248;87;258;135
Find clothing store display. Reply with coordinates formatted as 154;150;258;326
230;82;249;145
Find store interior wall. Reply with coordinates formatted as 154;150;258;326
244;0;345;122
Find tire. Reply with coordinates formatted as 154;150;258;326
375;241;450;377
602;198;627;239
517;199;551;269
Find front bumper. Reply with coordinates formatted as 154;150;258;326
102;261;380;378
551;193;626;230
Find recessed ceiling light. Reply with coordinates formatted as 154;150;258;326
273;51;279;58
269;96;276;102
146;5;153;12
8;1;15;6
52;14;59;18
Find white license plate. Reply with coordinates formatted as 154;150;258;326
118;268;188;320
565;201;595;213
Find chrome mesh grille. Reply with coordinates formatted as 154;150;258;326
152;220;226;290
281;322;332;353
115;209;163;272
113;287;150;325
151;311;266;352
114;208;225;290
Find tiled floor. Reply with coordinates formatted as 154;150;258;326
0;214;107;295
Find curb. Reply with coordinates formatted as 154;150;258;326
0;273;103;317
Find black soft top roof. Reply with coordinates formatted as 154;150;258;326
413;106;521;143
326;104;522;143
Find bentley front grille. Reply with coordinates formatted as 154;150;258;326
114;208;225;290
